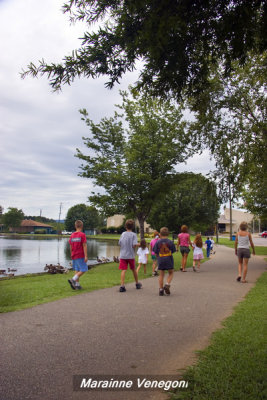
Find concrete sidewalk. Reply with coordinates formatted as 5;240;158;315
0;245;266;400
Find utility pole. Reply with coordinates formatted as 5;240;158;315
58;203;63;236
228;180;233;241
58;203;62;222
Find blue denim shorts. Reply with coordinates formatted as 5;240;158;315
72;258;88;272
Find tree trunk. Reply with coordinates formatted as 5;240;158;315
137;216;145;240
229;182;233;241
216;223;219;244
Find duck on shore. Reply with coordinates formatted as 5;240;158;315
44;264;68;274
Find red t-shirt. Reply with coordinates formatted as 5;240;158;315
69;232;87;260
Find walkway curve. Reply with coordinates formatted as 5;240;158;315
0;245;266;400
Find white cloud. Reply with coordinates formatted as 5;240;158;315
0;0;215;219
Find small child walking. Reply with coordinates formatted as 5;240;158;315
150;231;159;276
210;237;215;254
118;219;142;292
205;237;212;258
68;220;88;290
137;239;149;275
192;234;204;272
153;227;176;296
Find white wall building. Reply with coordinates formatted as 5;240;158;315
218;208;258;233
106;214;153;233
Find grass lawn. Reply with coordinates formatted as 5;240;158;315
217;237;267;256
0;249;205;313
171;271;267;400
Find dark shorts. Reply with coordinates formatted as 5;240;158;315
180;246;190;255
237;248;251;259
119;259;135;270
158;264;174;271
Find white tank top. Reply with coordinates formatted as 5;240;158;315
237;233;250;249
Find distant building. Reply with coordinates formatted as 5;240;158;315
84;229;97;235
106;214;152;233
107;215;124;228
218;208;256;233
10;219;53;234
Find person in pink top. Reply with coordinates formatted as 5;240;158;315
177;225;192;272
150;231;159;276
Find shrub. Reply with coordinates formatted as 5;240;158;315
34;229;47;234
117;225;126;234
108;226;116;234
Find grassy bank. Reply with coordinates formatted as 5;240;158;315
0;250;204;313
171;272;267;400
217;238;267;256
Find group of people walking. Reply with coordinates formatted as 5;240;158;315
67;219;256;295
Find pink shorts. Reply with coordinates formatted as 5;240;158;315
119;259;135;270
193;254;204;261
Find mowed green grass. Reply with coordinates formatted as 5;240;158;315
0;248;205;313
171;272;267;400
218;237;267;256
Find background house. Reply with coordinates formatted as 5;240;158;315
107;209;259;235
10;219;53;234
218;208;258;233
84;228;97;235
106;214;153;233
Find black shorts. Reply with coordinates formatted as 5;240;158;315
180;246;190;255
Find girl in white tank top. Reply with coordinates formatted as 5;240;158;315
235;221;255;283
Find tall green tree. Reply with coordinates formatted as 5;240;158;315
188;52;267;234
76;89;194;238
147;173;219;233
241;164;267;220
3;207;24;230
65;204;100;231
210;140;249;240
189;52;266;164
21;1;266;99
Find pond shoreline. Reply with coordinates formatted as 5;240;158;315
0;235;121;277
0;232;120;241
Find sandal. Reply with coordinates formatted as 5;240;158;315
236;276;241;282
193;267;196;272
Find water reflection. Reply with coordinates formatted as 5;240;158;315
3;247;22;260
64;240;71;260
0;236;120;276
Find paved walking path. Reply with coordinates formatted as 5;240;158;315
0;245;266;400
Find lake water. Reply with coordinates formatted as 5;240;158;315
0;236;120;276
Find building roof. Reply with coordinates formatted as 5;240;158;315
218;214;236;224
20;219;53;228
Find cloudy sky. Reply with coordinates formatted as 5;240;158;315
0;0;215;220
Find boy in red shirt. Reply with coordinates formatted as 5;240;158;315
68;220;88;290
